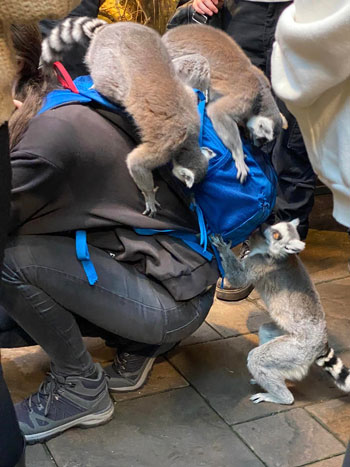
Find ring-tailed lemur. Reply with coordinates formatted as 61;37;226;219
41;18;214;216
162;24;288;183
211;220;350;405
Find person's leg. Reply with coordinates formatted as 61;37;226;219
343;442;350;467
0;123;25;466
1;234;214;440
0;363;25;467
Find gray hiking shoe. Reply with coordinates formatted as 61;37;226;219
105;350;156;392
15;363;114;444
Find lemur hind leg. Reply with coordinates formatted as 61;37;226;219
126;144;163;217
206;96;248;183
247;335;311;405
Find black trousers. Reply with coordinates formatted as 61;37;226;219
0;123;24;467
1;235;214;376
223;0;316;239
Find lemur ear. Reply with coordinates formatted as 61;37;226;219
290;218;300;228
284;239;305;255
280;113;288;130
201;147;216;160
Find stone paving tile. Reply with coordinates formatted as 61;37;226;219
2;345;50;403
205;297;268;338
300;230;350;284
307;455;345;467
306;397;350;445
47;387;264;467
180;321;221;346
317;278;350;352
168;335;344;426
234;408;345;467
26;444;56;467
111;357;188;402
3;338;115;403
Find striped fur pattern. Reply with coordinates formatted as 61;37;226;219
316;347;350;391
41;17;107;66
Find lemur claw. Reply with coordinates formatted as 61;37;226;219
250;393;293;405
142;187;161;217
236;161;249;184
210;234;231;250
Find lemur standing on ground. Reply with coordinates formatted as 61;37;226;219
211;220;350;405
162;24;288;183
41;18;214;216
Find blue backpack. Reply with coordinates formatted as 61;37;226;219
39;73;276;283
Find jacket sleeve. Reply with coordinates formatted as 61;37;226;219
9;149;64;234
271;0;350;108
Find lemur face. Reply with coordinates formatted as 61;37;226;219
263;220;305;258
248;220;305;259
246;115;275;147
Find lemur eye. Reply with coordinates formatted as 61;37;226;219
272;231;281;240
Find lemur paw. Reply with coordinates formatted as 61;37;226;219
142;187;161;217
210;234;231;251
235;158;249;184
250;379;257;385
250;393;293;405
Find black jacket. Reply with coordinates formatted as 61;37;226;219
10;104;219;300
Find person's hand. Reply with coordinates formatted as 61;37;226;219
193;0;223;16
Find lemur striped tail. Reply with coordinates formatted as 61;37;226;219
316;347;350;391
41;16;107;66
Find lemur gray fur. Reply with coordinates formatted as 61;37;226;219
41;18;214;216
211;220;350;405
162;24;288;183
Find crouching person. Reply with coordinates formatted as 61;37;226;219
2;24;218;444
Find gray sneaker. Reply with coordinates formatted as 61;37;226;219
15;363;114;444
105;350;156;392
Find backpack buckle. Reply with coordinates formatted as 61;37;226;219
191;10;208;24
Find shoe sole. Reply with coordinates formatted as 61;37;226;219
24;399;115;445
215;284;254;301
108;357;156;392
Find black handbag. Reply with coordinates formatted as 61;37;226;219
166;0;224;30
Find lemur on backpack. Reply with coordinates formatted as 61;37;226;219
41;18;215;217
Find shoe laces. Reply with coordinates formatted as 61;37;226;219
112;351;145;375
27;372;71;417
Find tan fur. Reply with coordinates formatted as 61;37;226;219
163;24;284;182
42;19;210;216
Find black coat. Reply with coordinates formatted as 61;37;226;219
10;104;219;300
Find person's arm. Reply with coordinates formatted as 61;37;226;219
271;0;350;107
9;148;65;234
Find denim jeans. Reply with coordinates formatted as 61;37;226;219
1;235;214;376
224;1;316;239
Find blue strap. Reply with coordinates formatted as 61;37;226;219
209;240;226;282
134;228;213;261
191;201;208;251
75;230;98;286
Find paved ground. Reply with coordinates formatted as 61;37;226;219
3;219;350;466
